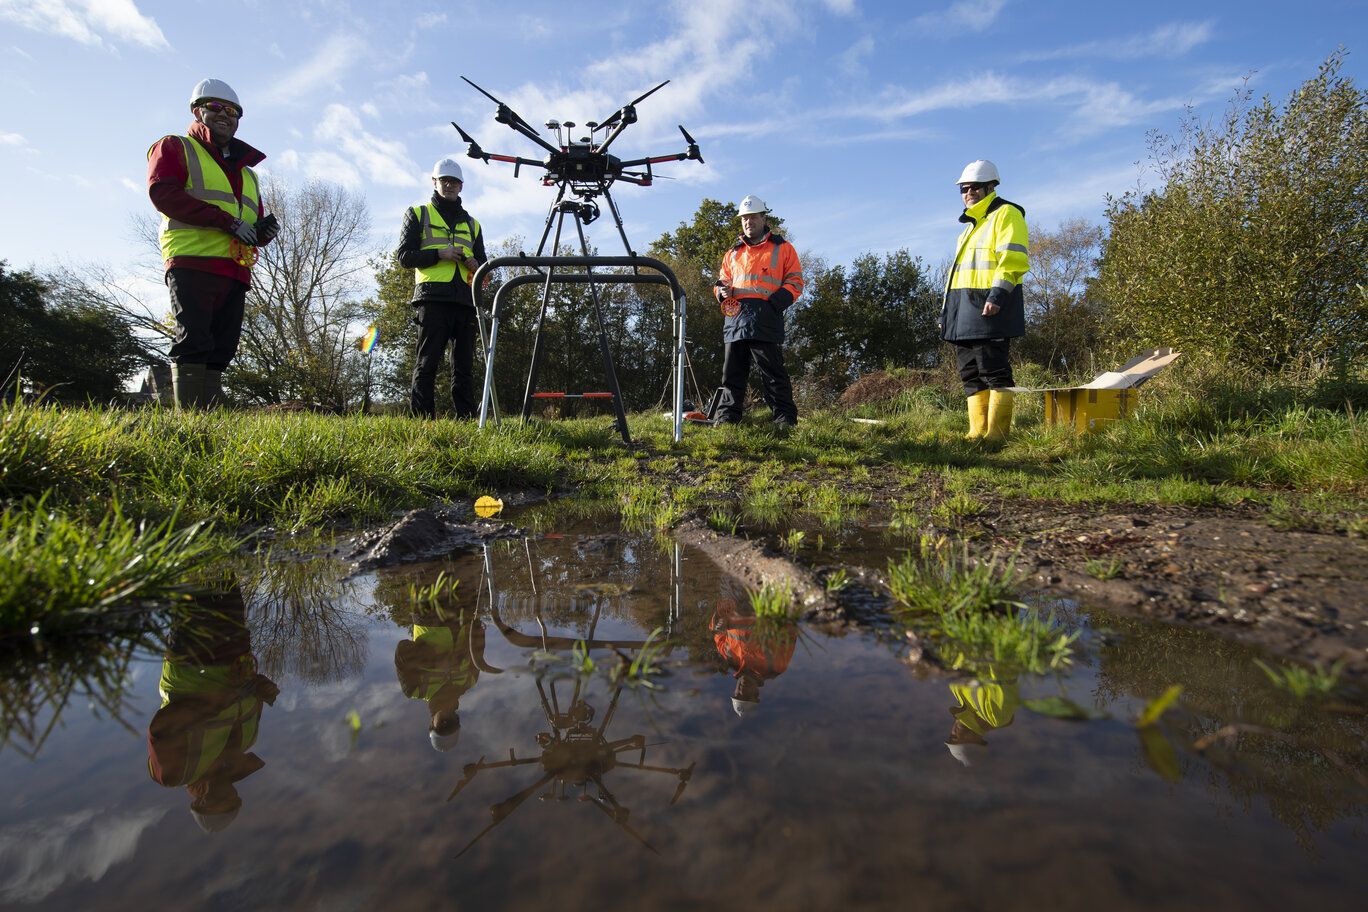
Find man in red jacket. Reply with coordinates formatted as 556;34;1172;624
147;78;278;408
713;195;804;429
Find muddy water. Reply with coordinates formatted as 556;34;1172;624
1;508;1365;911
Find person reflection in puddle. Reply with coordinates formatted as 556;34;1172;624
146;581;279;833
945;668;1020;767
395;606;486;751
710;597;797;717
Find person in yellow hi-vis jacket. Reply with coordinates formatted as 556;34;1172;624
395;608;487;751
944;668;1020;767
940;160;1029;443
146;583;278;833
147;79;279;409
397;158;488;418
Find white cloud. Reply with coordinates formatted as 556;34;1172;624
300;150;362;188
258;33;367;107
274;148;301;170
838;34;875;77
0;0;169;50
910;0;1008;34
314;103;418;187
0;131;29;147
0;807;167;903
821;0;857;12
119;176;138;191
858;70;1242;141
1017;20;1215;63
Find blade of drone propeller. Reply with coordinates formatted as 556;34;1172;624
461;75;542;135
451;121;478;144
679;125;705;163
629;79;670;107
592;79;668;132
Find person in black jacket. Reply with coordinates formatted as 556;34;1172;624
397;158;488;418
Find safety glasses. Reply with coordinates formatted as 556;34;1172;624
199;100;242;118
959;183;987;194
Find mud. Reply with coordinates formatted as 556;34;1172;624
989;503;1368;676
342;506;523;569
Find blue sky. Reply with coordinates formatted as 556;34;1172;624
0;0;1363;297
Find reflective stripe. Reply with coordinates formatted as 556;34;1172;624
992;278;1017;291
955;258;997;272
997;242;1027;254
769;243;781;271
418;207;474;253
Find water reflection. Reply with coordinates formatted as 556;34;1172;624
944;670;1020;767
394;604;491;752
241;558;366;683
444;544;696;857
145;581;278;833
709;598;797;717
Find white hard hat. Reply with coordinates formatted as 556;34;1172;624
738;195;769;216
190;78;241;112
432;158;464;181
956;160;1000;185
731;697;758;718
190;805;240;833
945;741;985;767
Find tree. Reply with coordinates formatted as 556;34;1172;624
0;261;153;401
788;250;941;394
1016;219;1106;374
231;179;377;409
1096;51;1368;372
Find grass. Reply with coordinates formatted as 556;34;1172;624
1084;557;1123;580
1254;658;1346;699
0;499;230;637
3;359;1363;636
749;583;795;619
887;538;1078;674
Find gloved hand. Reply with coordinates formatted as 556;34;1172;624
229;218;257;245
254;213;279;245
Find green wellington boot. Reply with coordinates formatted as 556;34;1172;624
964;389;991;440
171;363;206;410
205;369;226;408
984;389;1015;444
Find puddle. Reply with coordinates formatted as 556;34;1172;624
1;505;1365;910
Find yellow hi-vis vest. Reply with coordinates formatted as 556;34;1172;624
150;135;261;263
413;205;481;285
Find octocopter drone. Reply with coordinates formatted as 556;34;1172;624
451;76;703;221
456;77;705;446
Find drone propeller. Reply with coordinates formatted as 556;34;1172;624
679;125;704;164
450;121;486;160
593;79;671;132
461;76;560;155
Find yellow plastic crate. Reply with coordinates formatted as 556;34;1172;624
1044;387;1139;433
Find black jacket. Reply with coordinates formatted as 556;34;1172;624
396;192;487;306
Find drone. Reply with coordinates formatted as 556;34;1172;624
457;77;705;445
452;76;703;219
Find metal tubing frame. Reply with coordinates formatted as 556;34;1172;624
473;255;688;443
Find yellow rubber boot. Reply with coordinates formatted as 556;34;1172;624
964;390;991;440
984;389;1015;444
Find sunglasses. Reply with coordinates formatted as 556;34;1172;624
199;101;242;118
959;183;987;194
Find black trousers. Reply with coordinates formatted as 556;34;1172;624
166;269;247;370
954;339;1013;395
716;340;797;424
411;303;478;418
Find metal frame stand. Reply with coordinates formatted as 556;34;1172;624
473;184;688;444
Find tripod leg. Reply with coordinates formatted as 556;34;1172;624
522;208;566;421
573;216;631;444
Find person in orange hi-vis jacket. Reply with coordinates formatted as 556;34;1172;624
712;195;804;430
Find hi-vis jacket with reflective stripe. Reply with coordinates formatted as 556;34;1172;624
716;232;804;344
413;204;481;285
949;676;1020;737
149;135;261;264
395;622;483;706
147;654;266;788
940;193;1029;342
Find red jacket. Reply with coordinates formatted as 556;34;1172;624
147;121;266;285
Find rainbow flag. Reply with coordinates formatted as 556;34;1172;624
361;324;379;354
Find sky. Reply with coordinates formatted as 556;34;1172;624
0;0;1363;300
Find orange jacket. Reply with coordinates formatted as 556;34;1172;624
715;232;804;344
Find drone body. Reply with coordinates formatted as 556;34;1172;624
451;76;703;201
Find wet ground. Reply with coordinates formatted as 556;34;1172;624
1;505;1366;911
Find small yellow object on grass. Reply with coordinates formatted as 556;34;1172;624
475;495;504;518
